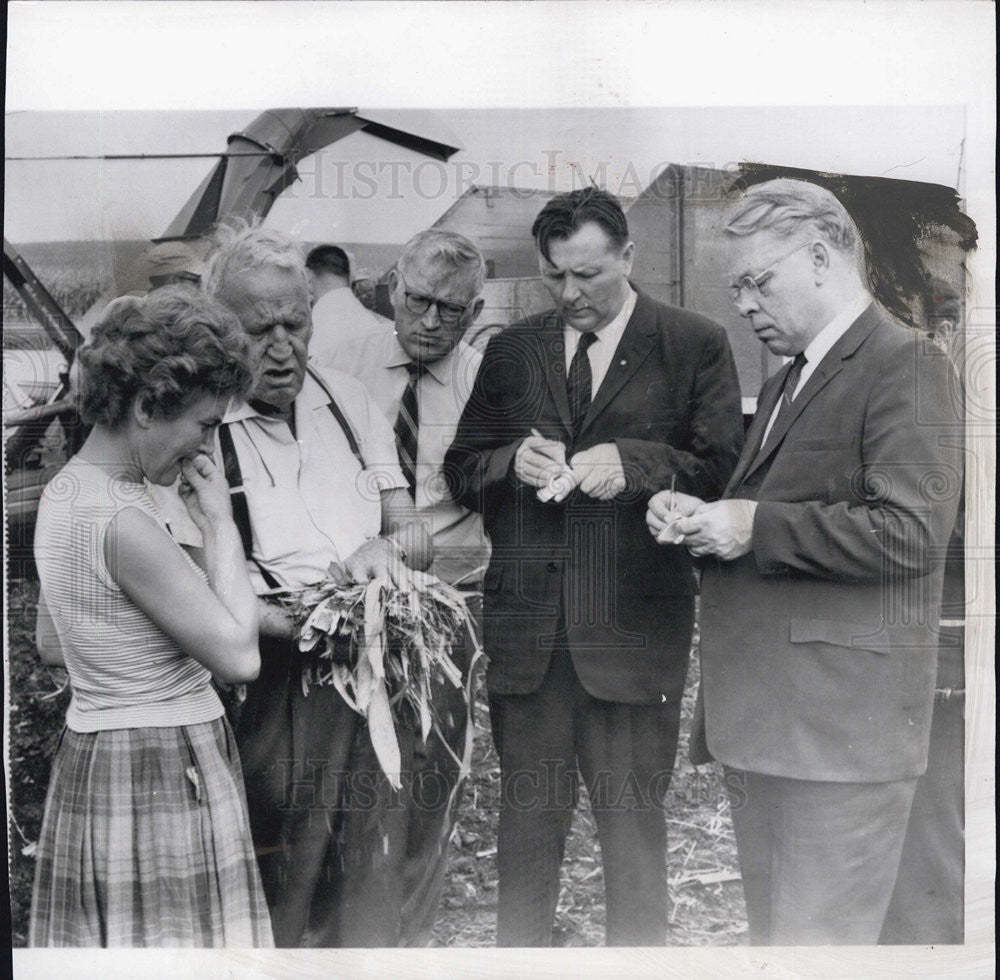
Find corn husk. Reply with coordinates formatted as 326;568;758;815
268;566;482;789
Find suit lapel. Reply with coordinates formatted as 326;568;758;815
750;358;843;465
577;291;656;439
537;312;574;435
725;370;785;494
734;304;884;488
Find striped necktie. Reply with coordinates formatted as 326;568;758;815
567;330;599;436
394;361;426;498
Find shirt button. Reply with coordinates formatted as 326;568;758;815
546;561;558;572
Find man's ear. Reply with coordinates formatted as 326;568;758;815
387;267;400;295
621;241;636;277
467;297;486;325
810;241;832;282
132;392;155;429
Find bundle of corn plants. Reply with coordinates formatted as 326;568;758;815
267;566;482;790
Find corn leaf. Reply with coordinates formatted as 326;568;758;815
367;681;402;790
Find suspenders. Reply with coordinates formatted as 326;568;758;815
217;423;274;584
219;365;367;589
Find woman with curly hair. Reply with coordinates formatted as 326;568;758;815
29;286;273;947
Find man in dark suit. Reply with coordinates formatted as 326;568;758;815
445;188;744;946
647;178;963;945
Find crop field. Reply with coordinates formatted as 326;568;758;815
5;243;747;948
2;241;132;330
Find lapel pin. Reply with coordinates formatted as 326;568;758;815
620;359;627;366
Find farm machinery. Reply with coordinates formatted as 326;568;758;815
3;107;461;573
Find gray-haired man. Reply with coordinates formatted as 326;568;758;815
326;229;490;945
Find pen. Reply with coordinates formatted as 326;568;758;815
669;473;676;513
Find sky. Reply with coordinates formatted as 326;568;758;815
4;1;992;252
2;105;972;244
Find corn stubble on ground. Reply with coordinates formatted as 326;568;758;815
7;576;746;947
431;633;748;948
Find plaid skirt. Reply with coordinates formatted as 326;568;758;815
29;717;274;947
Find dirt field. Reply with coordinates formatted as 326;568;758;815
7;575;746;948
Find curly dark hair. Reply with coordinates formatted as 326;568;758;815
76;285;254;428
531;187;630;264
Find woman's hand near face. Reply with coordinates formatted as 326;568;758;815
179;453;233;532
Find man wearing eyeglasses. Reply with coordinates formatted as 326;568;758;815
446;187;744;946
329;229;491;945
646;178;963;944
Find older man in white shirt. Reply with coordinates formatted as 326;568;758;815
152;226;434;948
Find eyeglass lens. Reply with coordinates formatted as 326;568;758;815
405;292;465;321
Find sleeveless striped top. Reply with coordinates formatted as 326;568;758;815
34;457;223;732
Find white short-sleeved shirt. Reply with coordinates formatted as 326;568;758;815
152;366;407;591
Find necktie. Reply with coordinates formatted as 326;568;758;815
567;331;599;436
394;361;425;498
761;352;807;451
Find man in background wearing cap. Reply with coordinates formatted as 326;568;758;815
144;240;205;291
109;240;206;300
306;244;391;362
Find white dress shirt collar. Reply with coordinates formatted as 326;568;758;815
563;286;638;391
762;293;872;445
800;292;873;377
384;334;466;385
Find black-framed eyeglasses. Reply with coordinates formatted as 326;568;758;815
399;275;471;324
729;240;816;307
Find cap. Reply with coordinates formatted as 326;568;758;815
145;241;206;282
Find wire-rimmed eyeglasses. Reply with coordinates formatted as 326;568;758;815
729;240;816;307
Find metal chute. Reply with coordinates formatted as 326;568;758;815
161;108;461;240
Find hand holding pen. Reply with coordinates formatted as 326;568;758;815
646;477;705;545
526;428;580;503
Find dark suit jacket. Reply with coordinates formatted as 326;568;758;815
692;304;963;781
445;289;744;704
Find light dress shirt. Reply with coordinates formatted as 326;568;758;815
562;287;638;394
761;293;872;445
333;331;491;587
149;366;407;591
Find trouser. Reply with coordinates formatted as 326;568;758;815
488;647;683;947
232;636;410;947
231;611;478;948
727;768;918;945
880;628;965;944
398;592;482;946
